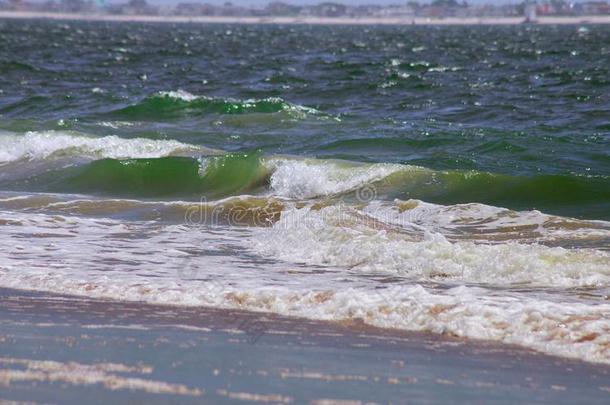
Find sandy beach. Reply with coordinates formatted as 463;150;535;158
1;10;610;25
0;287;609;403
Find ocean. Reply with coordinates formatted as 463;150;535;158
0;20;609;366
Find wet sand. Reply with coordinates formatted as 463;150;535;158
2;11;610;25
0;287;608;404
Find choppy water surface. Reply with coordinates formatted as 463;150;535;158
0;20;609;363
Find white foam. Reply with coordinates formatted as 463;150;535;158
253;204;610;287
2;272;608;365
158;90;200;102
365;199;610;244
266;158;410;199
155;90;327;120
0;130;207;162
0;209;608;364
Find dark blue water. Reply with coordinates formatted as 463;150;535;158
0;20;609;218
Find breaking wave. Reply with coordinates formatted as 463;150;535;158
110;90;324;120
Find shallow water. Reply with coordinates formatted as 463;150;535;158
0;20;609;364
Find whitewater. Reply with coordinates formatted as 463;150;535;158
1;126;609;364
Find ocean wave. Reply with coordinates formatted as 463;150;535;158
12;153;269;198
0;60;40;73
110;90;324;120
1;270;607;365
0;193;285;226
266;157;408;199
252;204;610;287
264;157;610;219
5;152;609;219
0;209;607;364
0;130;212;162
3;191;608;249
267;158;610;220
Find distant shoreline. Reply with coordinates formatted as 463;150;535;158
2;10;610;25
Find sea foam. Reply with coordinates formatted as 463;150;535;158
266;158;410;199
252;204;610;287
0;209;608;364
0;130;207;162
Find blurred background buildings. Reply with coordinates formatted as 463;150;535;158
1;0;609;18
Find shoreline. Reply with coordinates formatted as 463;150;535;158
1;10;610;25
1;287;609;403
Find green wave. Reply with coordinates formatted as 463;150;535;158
0;60;39;73
35;153;269;198
111;92;319;120
6;152;610;219
382;170;610;220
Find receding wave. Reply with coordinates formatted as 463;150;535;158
0;208;608;364
3;191;609;249
253;203;610;286
110;90;323;120
0;193;285;226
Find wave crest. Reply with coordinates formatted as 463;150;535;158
0;130;210;162
111;90;323;120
